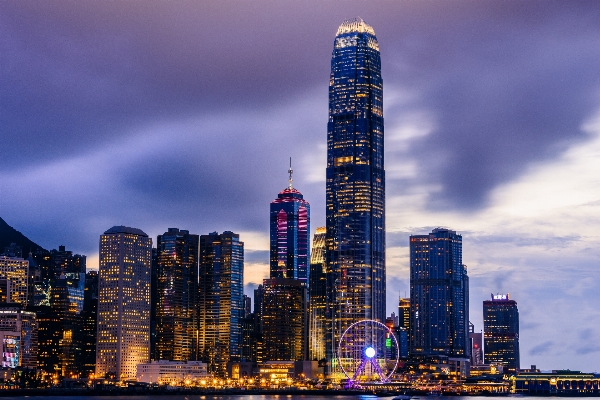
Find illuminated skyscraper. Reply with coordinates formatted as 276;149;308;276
96;226;152;380
309;227;327;361
325;18;385;363
262;278;307;361
155;228;199;362
409;228;469;362
270;164;310;282
198;231;243;376
483;294;520;373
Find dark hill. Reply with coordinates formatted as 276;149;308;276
0;216;47;255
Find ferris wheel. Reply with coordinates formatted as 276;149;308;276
337;319;400;386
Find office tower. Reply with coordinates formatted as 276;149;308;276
96;226;152;380
0;303;38;368
198;231;244;376
325;18;386;363
155;228;199;362
0;255;29;305
309;226;327;361
81;271;98;378
398;297;410;333
243;295;252;318
262;278;307;361
270;165;310;282
52;273;85;377
483;294;520;373
469;322;483;366
409;228;469;359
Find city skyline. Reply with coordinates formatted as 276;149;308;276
2;1;600;372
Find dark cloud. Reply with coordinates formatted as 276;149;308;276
530;341;555;357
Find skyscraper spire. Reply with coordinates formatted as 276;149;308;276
288;157;293;189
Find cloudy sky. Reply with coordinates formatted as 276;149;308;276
2;1;600;371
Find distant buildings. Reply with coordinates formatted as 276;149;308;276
198;231;244;376
409;228;469;365
484;293;520;373
155;228;199;362
325;17;386;365
96;226;152;380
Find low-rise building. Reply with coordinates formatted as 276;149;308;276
136;360;210;384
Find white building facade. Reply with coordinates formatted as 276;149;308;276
136;360;210;384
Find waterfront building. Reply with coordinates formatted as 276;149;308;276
0;303;37;368
198;231;244;376
409;228;469;362
262;277;307;362
96;226;152;380
308;227;327;362
325;17;386;366
136;360;210;384
270;164;310;282
0;256;28;305
483;293;520;373
155;228;199;362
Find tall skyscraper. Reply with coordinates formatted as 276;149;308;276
96;226;152;380
483;294;520;373
409;228;469;361
198;231;244;376
155;228;199;362
309;227;327;361
262;278;307;361
325;17;386;364
270;164;310;282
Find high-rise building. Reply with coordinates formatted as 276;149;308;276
0;303;37;368
198;231;244;376
270;165;310;282
469;321;483;366
81;271;98;378
308;226;327;362
398;297;410;334
325;18;386;364
262;278;307;361
96;226;152;380
0;255;29;305
155;228;199;362
483;294;520;373
409;228;469;360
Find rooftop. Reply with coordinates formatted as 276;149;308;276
104;225;148;237
336;17;376;36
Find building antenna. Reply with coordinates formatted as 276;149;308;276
288;157;293;189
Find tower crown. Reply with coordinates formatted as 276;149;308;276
336;17;376;36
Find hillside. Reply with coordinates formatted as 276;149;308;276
0;217;47;255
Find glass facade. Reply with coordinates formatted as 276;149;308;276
270;187;310;283
410;228;469;359
325;18;386;363
155;228;199;362
483;294;520;373
262;278;307;361
309;226;327;361
198;231;244;377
